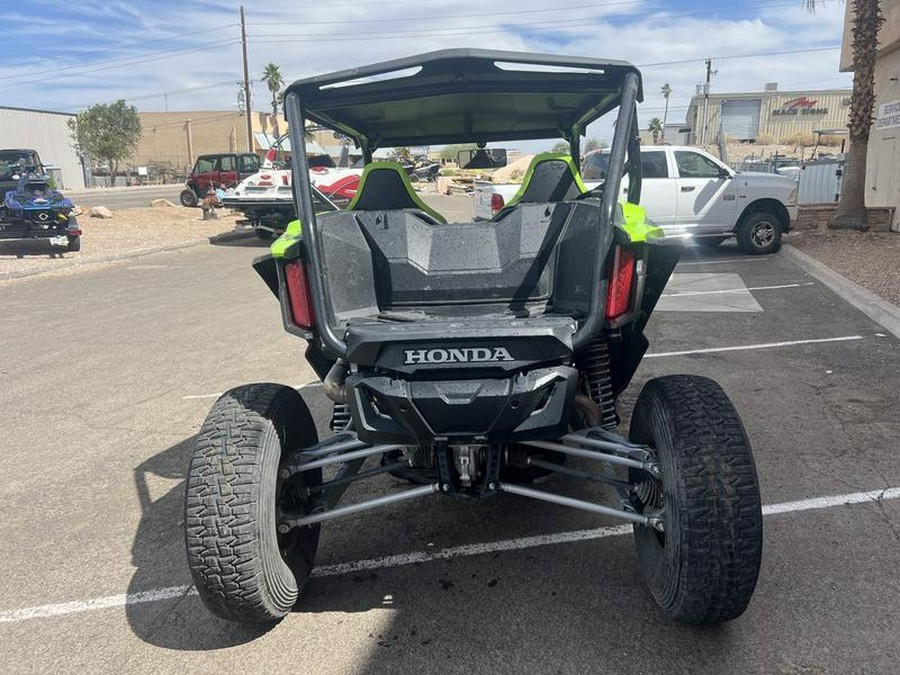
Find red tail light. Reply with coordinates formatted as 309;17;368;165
491;193;505;214
284;261;315;329
605;247;636;321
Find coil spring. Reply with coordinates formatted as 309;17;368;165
578;337;618;430
330;403;352;433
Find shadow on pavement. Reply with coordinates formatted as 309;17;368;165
0;239;64;258
127;435;271;649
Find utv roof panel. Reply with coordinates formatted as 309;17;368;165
285;49;643;148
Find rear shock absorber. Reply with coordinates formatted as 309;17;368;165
330;403;352;433
578;337;618;430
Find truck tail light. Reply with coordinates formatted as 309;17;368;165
605;247;636;321
491;193;505;214
284;260;315;329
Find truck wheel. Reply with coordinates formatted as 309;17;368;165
180;188;198;208
255;229;274;240
185;383;322;623
628;375;762;625
736;211;782;255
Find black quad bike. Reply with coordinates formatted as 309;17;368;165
185;50;763;626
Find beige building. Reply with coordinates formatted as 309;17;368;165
686;85;851;145
133;110;344;173
133;111;284;172
841;0;900;231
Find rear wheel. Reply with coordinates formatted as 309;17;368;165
628;375;762;624
67;235;81;252
737;211;782;255
180;188;198;208
185;383;322;623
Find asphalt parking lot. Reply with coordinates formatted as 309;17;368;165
1;225;898;674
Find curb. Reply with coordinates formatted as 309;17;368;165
783;244;900;339
0;229;255;282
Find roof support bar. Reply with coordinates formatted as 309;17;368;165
286;91;348;358
572;70;640;351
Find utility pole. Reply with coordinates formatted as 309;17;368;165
240;5;253;153
186;118;194;167
701;58;716;145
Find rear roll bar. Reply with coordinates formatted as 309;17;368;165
572;71;641;351
286;91;350;358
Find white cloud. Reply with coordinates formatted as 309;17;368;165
2;0;851;149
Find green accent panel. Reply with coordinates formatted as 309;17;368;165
506;152;589;207
619;202;664;243
271;219;303;259
347;161;447;224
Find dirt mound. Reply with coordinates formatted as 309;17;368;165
491;154;535;183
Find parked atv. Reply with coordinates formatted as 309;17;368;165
0;171;80;252
185;50;763;626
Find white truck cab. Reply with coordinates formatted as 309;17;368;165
475;145;798;255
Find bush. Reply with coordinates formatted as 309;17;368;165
755;133;775;145
783;132;816;147
818;134;845;147
439;168;460;177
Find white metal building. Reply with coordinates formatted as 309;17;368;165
0;106;86;190
685;84;852;145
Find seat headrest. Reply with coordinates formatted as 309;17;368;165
347;162;446;223
507;153;588;207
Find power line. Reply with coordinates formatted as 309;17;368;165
637;45;842;69
248;0;799;40
0;24;238;83
0;40;240;91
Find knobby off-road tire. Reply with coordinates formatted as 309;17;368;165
185;383;321;623
736;211;782;255
629;375;763;624
180;188;199;208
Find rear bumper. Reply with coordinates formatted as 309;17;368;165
347;366;578;445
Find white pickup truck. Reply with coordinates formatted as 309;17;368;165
474;145;798;254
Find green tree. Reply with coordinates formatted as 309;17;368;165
584;138;606;152
551;141;569;153
648;117;664;144
67;100;141;178
261;62;285;143
806;0;884;230
660;83;673;142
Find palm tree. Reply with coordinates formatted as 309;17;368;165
261;63;285;145
648;117;663;144
806;1;884;230
660;83;673;143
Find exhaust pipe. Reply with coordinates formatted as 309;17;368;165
323;359;348;404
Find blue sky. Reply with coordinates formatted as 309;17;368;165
0;0;851;145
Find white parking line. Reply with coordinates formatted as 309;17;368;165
645;334;864;359
661;282;815;298
2;485;898;624
182;382;322;400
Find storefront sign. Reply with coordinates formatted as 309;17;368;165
772;97;828;116
876;100;900;130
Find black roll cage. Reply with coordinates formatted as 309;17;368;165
285;59;643;359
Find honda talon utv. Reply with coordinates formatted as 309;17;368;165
185;50;763;626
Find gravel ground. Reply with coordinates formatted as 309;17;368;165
787;229;900;305
0;206;243;281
